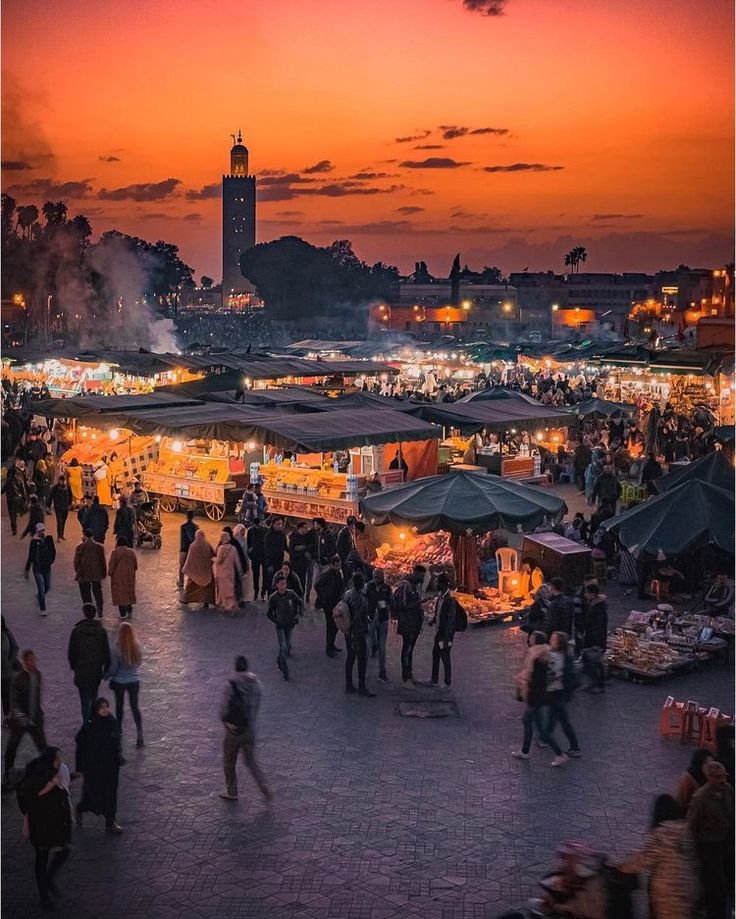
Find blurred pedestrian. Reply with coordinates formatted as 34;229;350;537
24;523;55;616
74;697;123;834
343;571;375;697
429;572;457;688
393;564;426;685
364;567;393;682
181;531;216;607
67;604;111;724
178;510;198;588
314;555;344;657
225;525;249;607
73;529;107;617
107;622;144;748
266;574;302;681
247;517;266;601
3;650;47;787
85;497;109;545
688;760;734;919
512;631;568;767
213;529;240;612
46;474;72;540
1;616;19;719
2;457;30;535
676;748;713;816
263;517;287;590
108;537;137;620
20;495;45;539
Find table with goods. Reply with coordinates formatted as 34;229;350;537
255;458;365;525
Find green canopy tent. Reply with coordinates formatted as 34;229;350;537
601;480;734;556
653;450;734;494
573;398;635;418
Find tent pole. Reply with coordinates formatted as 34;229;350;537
398;441;404;481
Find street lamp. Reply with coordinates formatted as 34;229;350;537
550;303;559;337
574;306;580;333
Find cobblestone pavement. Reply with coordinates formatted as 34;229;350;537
2;484;733;919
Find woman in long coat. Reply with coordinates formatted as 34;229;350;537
75;697;123;833
66;459;83;507
181;531;216;606
108;537;138;619
212;529;240;611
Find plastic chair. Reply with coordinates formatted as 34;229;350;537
495;547;518;573
681;700;706;746
659;696;684;738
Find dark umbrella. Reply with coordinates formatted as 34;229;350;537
359;470;567;535
601;480;734;555
653;451;734;494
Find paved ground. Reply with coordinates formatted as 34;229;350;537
1;483;733;919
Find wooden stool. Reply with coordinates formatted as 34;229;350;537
681;700;706;745
659;696;684;738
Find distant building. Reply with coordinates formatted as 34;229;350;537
222;130;256;306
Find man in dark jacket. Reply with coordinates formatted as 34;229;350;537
85;497;109;544
544;577;573;637
573;441;592;493
179;510;198;588
247;518;266;601
393;565;426;684
113;496;136;548
429;573;457;687
313;518;336;568
266;574;302;681
314;555;344;657
46;475;72;540
335;516;357;566
582;583;608;694
2;457;29;535
67;603;111;723
263;517;287;591
591;464;622;511
344;571;375;697
288;521;312;597
20;495;45;539
364;568;393;682
73;530;107;617
24;523;55;615
2;650;47;786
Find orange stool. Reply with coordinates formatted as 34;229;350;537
659;696;684;738
681;700;706;745
702;710;733;753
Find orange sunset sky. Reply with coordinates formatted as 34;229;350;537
2;0;734;280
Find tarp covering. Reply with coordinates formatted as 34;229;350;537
404;399;572;433
653;451;734;494
31;392;204;418
601;481;734;555
573;398;635;418
457;387;544;407
360;470;567;534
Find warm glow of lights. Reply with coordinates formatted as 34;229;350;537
154;434;162;443
172;440;183;452
461;300;471;310
110;429;119;440
503;303;512;313
247;442;256;450
536;432;543;441
398;531;406;541
551;303;559;311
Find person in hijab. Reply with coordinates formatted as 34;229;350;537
213;530;240;612
226;525;249;607
676;748;713;815
16;746;72;909
181;531;216;607
66;458;83;508
74;697;123;834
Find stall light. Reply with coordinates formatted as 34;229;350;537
154;434;162;443
243;377;251;388
536;433;543;442
91;433;97;440
81;430;88;439
510;428;517;434
247;442;256;451
462;300;471;310
398;531;407;541
172;440;183;453
552;435;560;443
110;429;119;441
511;578;519;587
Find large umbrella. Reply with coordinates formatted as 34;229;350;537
573;398;635;418
601;480;734;555
360;470;567;535
653;451;734;494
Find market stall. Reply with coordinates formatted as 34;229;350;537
652;450;734;494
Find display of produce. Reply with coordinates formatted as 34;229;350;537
147;445;230;483
259;461;363;500
454;588;524;623
606;629;689;677
374;533;454;586
62;431;152;465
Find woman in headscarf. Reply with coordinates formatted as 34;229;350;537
675;748;713;815
93;457;112;506
66;458;84;508
213;529;240;612
181;530;216;607
74;697;123;834
228;524;250;607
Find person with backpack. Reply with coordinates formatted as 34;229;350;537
1;616;20;720
219;655;273;803
393;565;426;685
266;574;302;681
342;571;375;697
16;746;72;910
429;573;459;688
3;650;47;787
545;631;581;758
23;523;56;615
314;554;345;657
67;604;111;724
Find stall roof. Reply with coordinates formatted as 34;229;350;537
458;387;546;407
90;404;440;452
403;399;572;433
573;398;635;418
31;392;205;418
653;451;734;494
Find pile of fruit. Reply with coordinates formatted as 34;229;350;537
374;533;454;585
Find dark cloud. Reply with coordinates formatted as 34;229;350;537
350;170;398;180
592;213;644;221
98;155;121;163
7;177;95;199
400;158;470;169
440;125;509;139
185;183;221;200
138;212;170;220
483;163;563;172
258;172;316;186
395;130;431;144
463;0;509;16
2;74;56;173
312;182;404;198
409;188;435;196
397;206;425;215
182;213;202;222
303;159;334;174
258;180;405;202
469;127;509;136
98;177;181;201
414;144;445;150
2;160;32;170
276;210;304;216
315;219;413;235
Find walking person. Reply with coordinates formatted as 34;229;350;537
108;537;137;620
65;457;83;508
364;567;393;682
314;554;344;657
107;622;144;748
46;475;72;541
2;457;30;535
113;496;136;548
85;496;109;544
688;760;734;919
67;604;111;724
266;574;302;681
247;518;266;601
263;517;287;591
178;510;198;589
24;523;55;616
213;529;241;612
288;521;312;600
271;560;303;598
676;748;714;816
73;530;107;617
429;573;457;688
512;631;568;767
343;571;375;697
74;697;123;834
545;631;581;758
16;747;72;910
393;565;426;685
581;582;608;694
20;495;46;539
231;524;251;605
1;616;20;720
181;531;216;607
219;655;273;803
3;650;47;787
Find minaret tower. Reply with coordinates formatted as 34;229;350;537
222;129;256;304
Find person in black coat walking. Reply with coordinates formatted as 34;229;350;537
46;475;72;540
3;650;47;785
74;697;123;833
343;571;375;697
20;495;45;539
2;457;29;535
288;521;312;599
67;605;111;723
266;575;302;681
84;497;109;544
429;573;457;687
263;518;287;592
247;518;266;601
113;496;136;548
544;578;573;637
314;555;344;657
393;565;426;684
24;523;56;615
582;583;608;693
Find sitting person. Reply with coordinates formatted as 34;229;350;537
653;551;688;597
563;513;587;543
703;572;734;616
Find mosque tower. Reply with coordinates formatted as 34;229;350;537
222;130;256;304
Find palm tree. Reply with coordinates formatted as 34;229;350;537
42;201;68;227
575;246;587;273
564;249;576;274
16;205;39;240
